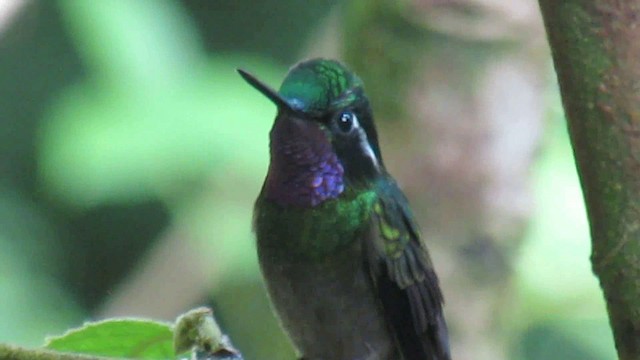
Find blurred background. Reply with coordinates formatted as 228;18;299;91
0;1;616;359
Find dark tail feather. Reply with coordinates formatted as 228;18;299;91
376;271;451;359
431;312;451;359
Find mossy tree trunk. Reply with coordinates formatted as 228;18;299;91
538;2;640;359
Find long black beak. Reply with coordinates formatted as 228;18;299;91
237;69;295;112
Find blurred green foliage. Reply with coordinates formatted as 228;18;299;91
511;97;615;359
42;0;275;205
0;1;615;359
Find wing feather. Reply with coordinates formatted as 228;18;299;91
365;177;450;359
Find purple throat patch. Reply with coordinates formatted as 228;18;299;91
264;116;345;207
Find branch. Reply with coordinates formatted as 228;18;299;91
0;344;118;360
538;1;640;358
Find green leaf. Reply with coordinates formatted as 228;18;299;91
45;318;174;359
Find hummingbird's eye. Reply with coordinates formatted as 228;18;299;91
336;111;356;134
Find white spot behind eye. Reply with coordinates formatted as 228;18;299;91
351;114;380;170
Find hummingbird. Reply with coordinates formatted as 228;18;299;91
238;59;450;360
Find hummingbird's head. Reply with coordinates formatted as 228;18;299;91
238;59;383;207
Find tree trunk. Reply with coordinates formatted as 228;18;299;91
538;1;640;359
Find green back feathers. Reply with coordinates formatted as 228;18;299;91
279;59;363;114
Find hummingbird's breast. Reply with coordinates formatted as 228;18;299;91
264;116;344;208
255;209;397;359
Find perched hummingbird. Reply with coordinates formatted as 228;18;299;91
238;59;450;360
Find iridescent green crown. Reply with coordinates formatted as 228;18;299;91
278;59;364;114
